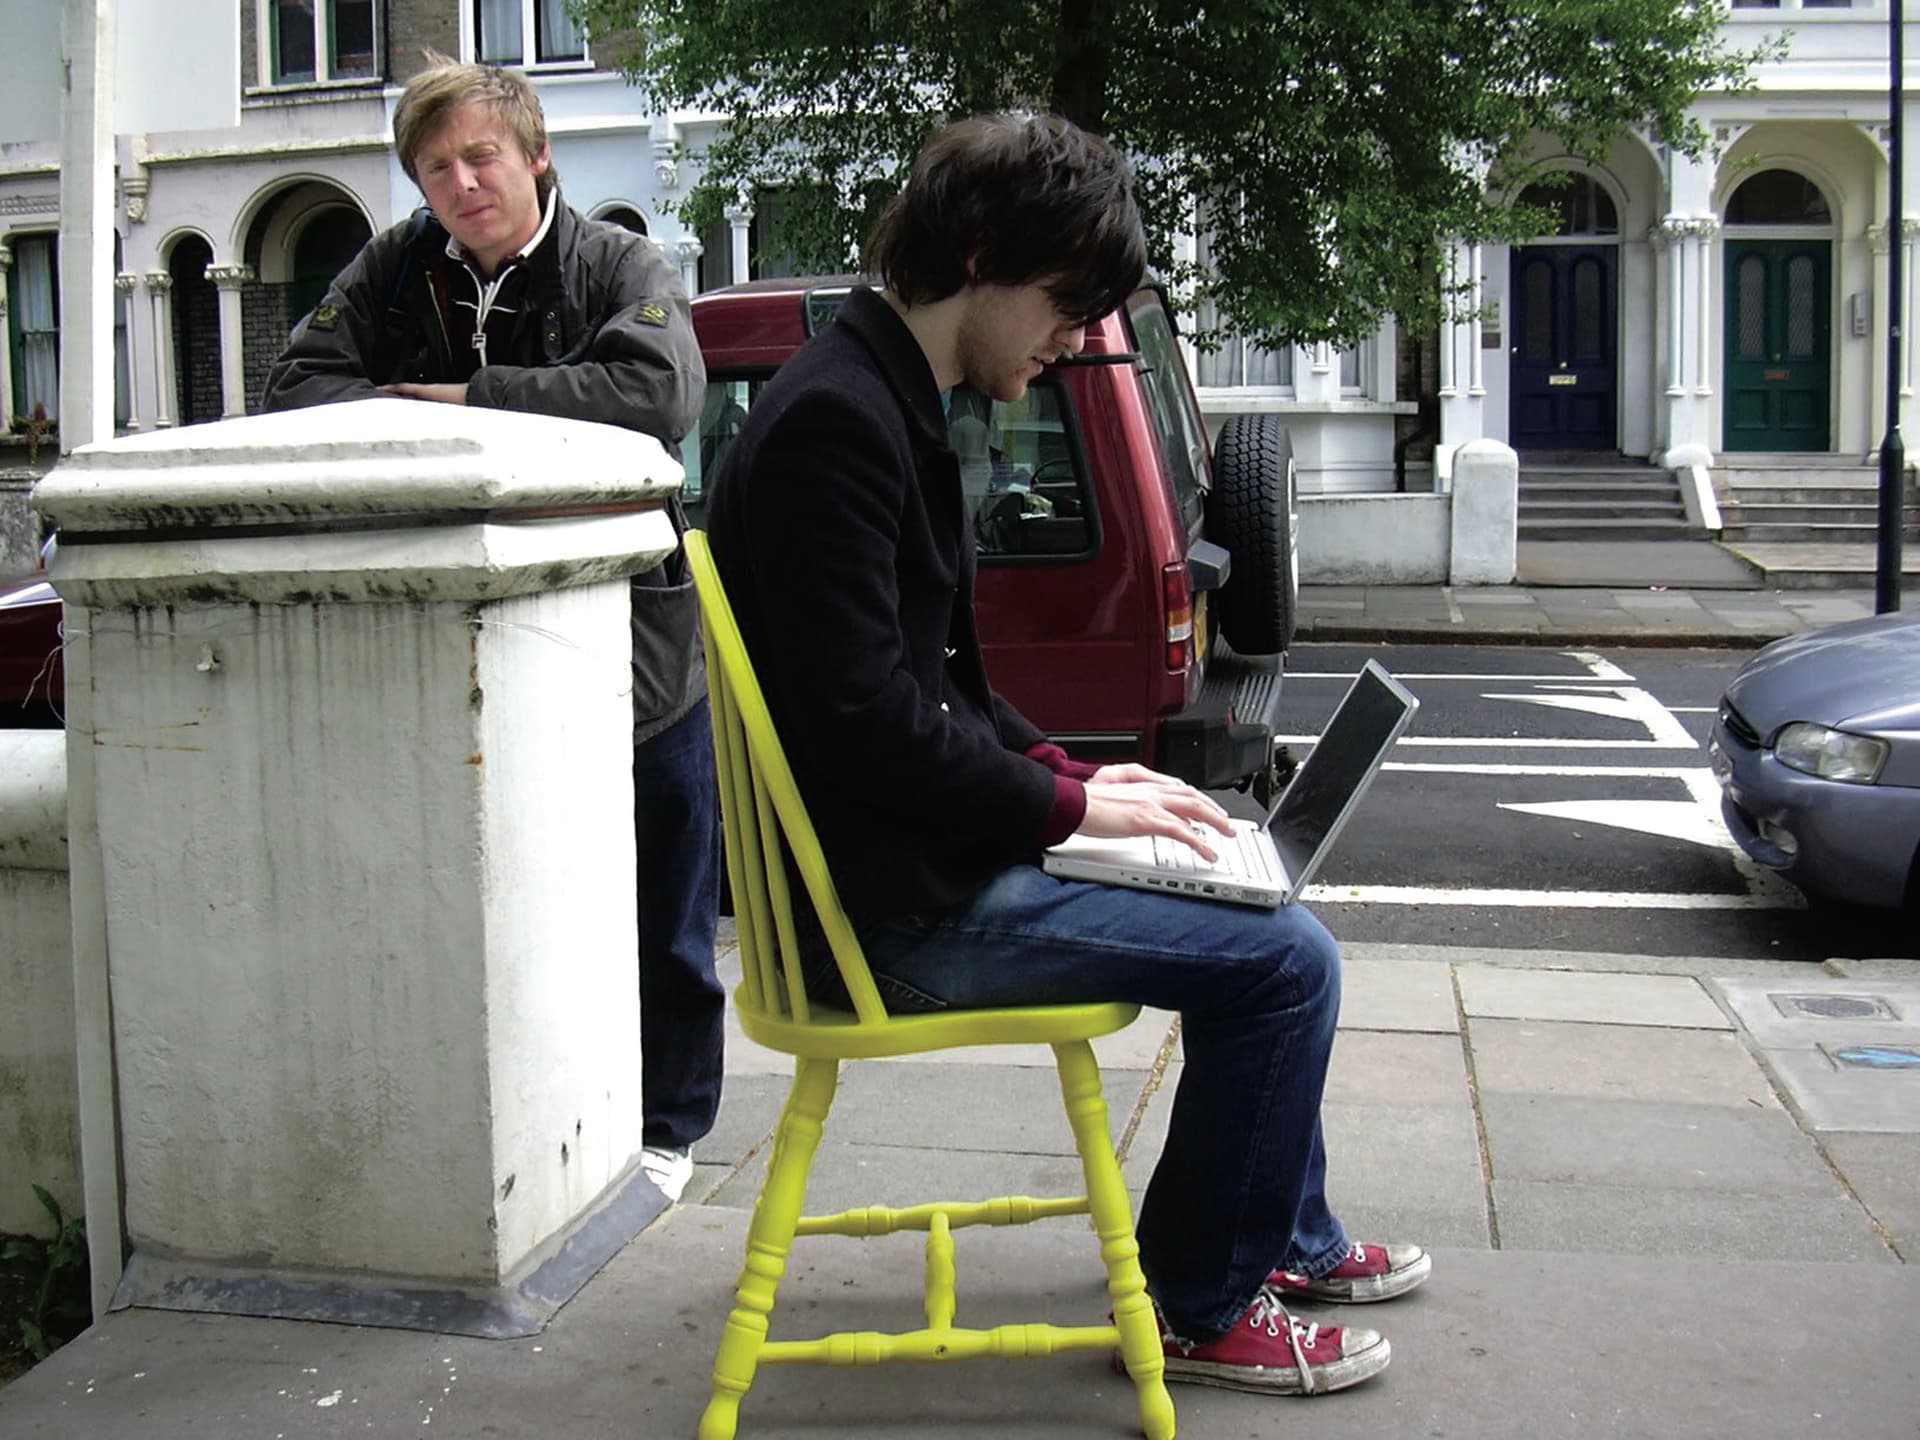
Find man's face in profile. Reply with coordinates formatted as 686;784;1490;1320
413;99;550;276
953;282;1088;404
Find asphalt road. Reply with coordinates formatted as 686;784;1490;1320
1228;642;1918;962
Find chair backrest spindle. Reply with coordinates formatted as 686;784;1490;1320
685;530;892;1028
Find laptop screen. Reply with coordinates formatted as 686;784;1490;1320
1270;662;1416;890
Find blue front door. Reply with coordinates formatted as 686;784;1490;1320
1509;245;1618;451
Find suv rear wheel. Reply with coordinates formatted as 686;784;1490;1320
1207;414;1298;655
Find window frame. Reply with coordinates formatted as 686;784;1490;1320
472;0;592;69
7;232;60;426
261;0;382;88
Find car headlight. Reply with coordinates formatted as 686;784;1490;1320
1771;722;1889;783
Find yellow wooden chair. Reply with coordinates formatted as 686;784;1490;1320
683;530;1177;1440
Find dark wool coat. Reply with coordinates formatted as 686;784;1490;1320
705;286;1070;922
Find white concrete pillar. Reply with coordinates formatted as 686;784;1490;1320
144;270;175;428
1438;241;1459;400
1449;438;1517;585
675;234;704;297
0;245;14;426
115;272;143;430
57;0;115;451
35;399;683;1331
206;263;253;419
0;733;78;1240
726;204;753;286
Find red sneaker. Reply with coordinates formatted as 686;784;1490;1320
1268;1242;1432;1304
1156;1291;1389;1396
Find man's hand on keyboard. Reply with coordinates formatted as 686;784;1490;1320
1076;764;1233;861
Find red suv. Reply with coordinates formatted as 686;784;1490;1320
686;278;1299;800
3;280;1299;800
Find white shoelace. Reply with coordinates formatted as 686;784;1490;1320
1241;1290;1321;1394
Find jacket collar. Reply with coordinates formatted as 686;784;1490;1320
414;194;574;307
834;286;950;448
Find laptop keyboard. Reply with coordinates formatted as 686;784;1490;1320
1150;824;1271;881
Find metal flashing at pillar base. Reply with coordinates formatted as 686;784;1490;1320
106;1157;671;1339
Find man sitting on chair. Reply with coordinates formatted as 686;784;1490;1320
703;111;1429;1397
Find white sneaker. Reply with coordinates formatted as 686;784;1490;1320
641;1145;694;1203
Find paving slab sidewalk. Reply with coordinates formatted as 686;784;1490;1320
1295;581;1890;646
5;941;1914;1439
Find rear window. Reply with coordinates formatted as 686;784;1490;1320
1127;295;1209;532
685;375;1094;560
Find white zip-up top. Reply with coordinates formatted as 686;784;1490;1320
445;189;558;370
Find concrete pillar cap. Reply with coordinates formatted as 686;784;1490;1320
34;399;685;607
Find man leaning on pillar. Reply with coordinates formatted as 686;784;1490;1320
260;55;722;1205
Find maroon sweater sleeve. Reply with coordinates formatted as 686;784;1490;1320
1025;742;1093;844
1025;741;1103;782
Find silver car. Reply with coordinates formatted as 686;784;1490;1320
1710;608;1920;910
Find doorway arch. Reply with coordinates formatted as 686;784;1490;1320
1509;172;1622;451
1721;168;1834;452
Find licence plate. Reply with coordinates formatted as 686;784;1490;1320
1194;591;1208;667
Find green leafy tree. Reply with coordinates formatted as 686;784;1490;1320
583;0;1766;345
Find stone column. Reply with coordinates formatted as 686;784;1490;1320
1656;219;1688;398
675;234;704;298
0;245;13;429
35;398;683;1336
114;272;143;431
1654;217;1711;468
726;203;753;285
1467;242;1486;398
1690;219;1717;397
143;271;175;428
205;262;253;419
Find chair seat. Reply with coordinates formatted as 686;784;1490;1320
735;989;1142;1060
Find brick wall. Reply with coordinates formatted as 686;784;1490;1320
170;252;223;426
390;0;461;80
243;282;295;414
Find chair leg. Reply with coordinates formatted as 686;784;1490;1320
1053;1040;1177;1440
700;1055;839;1440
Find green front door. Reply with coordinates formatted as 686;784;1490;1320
1723;239;1831;452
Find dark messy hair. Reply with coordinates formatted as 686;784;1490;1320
864;112;1146;325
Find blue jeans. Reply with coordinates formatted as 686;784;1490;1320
815;864;1349;1342
634;697;725;1151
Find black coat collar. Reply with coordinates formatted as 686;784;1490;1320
834;287;950;450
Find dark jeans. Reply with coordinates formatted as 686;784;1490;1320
634;696;725;1151
815;863;1349;1342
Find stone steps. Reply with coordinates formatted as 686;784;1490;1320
1713;455;1920;585
1515;456;1701;542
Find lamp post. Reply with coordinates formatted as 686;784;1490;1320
1880;0;1907;613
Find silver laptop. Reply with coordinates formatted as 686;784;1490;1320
1043;660;1419;907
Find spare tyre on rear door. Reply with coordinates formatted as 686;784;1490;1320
1206;414;1298;655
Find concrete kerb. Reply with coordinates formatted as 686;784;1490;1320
1294;620;1784;648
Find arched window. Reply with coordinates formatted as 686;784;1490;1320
597;206;648;235
1725;169;1831;225
1517;174;1619;237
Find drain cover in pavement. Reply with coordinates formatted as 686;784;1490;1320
1827;1045;1920;1071
1769;992;1898;1021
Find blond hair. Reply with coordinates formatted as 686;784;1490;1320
393;54;556;199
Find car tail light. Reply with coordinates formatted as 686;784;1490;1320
1162;562;1192;672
